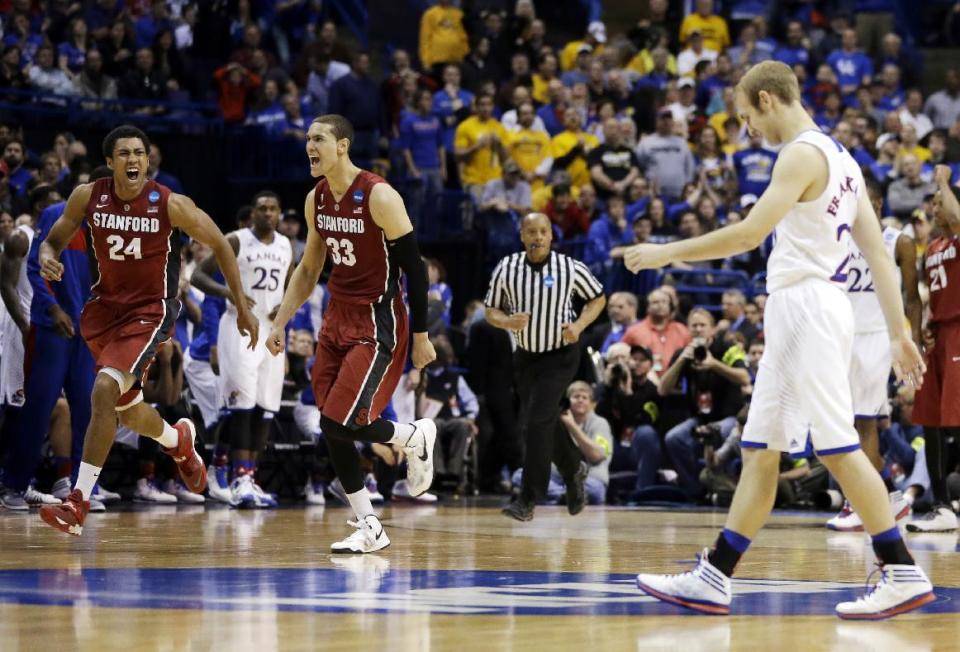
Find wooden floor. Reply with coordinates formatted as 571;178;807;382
0;502;957;651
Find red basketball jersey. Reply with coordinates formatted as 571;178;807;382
311;170;400;304
85;177;181;306
924;234;960;325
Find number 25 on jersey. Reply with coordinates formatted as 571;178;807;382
326;237;356;266
107;235;142;261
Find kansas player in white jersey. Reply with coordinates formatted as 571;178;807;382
191;191;293;508
623;62;933;619
827;179;921;531
0;221;34;408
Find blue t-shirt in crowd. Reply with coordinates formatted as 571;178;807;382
433;87;474;152
400;110;443;170
827;50;873;93
773;46;810;70
537;103;564;137
733;146;777;197
188;275;227;364
586;214;631;267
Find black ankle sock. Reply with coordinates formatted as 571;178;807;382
707;532;743;577
872;526;914;566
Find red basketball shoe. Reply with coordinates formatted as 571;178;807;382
39;489;89;536
162;418;207;493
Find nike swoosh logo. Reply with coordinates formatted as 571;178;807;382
96;203;110;208
374;526;384;540
953;356;960;362
418;448;429;462
140;320;154;325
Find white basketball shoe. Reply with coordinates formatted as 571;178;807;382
826;492;912;532
636;548;732;615
906;505;959;533
836;564;935;619
403;419;437;497
330;514;391;554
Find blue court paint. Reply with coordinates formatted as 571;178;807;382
0;568;956;616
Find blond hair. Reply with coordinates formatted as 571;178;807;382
566;380;594;400
736;61;800;109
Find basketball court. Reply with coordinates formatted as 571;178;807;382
0;503;957;651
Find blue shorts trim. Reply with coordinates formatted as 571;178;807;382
741;441;768;449
816;443;861;456
854;414;884;421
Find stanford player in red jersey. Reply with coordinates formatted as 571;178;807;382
909;164;960;533
36;125;258;536
267;114;437;554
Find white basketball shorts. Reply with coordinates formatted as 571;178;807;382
850;330;892;419
0;318;24;407
741;280;859;457
217;313;284;413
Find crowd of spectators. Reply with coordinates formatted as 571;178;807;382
1;0;959;509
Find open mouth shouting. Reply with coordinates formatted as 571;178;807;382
126;166;141;182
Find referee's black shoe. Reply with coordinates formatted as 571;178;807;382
566;462;589;516
502;498;535;521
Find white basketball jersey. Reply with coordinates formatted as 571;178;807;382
2;224;34;322
847;226;901;334
766;130;865;293
233;228;293;322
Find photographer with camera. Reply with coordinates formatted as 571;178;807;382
659;308;751;500
596;343;663;497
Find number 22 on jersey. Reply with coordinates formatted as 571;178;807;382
326;237;356;266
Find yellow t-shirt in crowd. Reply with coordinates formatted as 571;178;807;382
900;144;932;162
550;130;599;188
710;111;743;142
532;74;553;104
626;49;678;76
679;14;730;52
506;129;551;176
454;116;508;186
531;184;581;212
560;39;605;72
419;6;469;68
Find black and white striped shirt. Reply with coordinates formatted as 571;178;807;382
484;250;605;353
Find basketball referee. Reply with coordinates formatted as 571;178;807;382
484;212;606;521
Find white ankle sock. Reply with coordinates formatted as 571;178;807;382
346;488;374;520
388;421;417;447
156;422;179;448
75;462;102;499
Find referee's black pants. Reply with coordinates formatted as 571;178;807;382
514;343;584;503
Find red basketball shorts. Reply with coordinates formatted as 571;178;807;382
311;294;409;428
913;320;960;427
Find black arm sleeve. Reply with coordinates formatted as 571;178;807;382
387;231;429;333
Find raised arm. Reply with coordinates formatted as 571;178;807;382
39;183;93;281
934;164;960;237
624;144;819;272
851;190;925;387
370;182;436;369
168;193;258;349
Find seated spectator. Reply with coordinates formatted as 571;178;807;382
543;182;588;238
899;123;931;162
152;28;186;92
98;18;135;79
924;68;960;131
560;21;606;72
773;21;812;70
531;51;559;104
578;182;600;222
479;159;531;215
636;109;695;201
276;93;307;141
877;63;905;112
622;288;691;375
659;308;750;499
644;197;677;242
401;88;445;224
746;337;763;383
679;0;730;53
425;258;453;328
586;194;630;283
599;343;662;498
899;89;933;141
58;17;91;73
423;336;479;494
512;381;613;506
718;289;759;343
537;79;567;137
676;29;717;78
833;120;875;168
0;46;29;102
815;90;842;133
551;106;598;189
500;85;545;133
726;21;771;69
214;62;261;124
454;92;506;198
588;117;641;201
305;53;350;116
147;144;182;194
27;44;76;98
505;101;552;190
597;291;640;354
119;47;172;109
498;52;534;109
828;28;873;102
635;46;675;91
887;155;936;218
880;386;928;506
247;79;285;131
74;48;117;104
328;52;381;166
419;0;469;71
732;130;777;197
3;139;32;197
135;0;173;51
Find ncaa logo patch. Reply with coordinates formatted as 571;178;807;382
544;275;555;288
352;190;364;203
148;191;161;203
